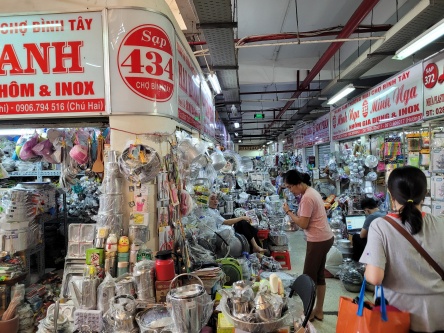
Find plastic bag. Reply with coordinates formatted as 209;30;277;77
97;273;116;314
19;133;40;161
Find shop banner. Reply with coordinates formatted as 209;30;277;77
283;136;294;151
313;113;330;145
176;39;201;130
108;9;177;115
0;12;105;117
201;81;215;138
303;125;315;147
331;63;423;140
294;128;303;149
423;50;444;119
293;123;314;149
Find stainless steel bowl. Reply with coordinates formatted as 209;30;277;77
342;280;362;293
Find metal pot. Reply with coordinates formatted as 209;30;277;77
166;274;211;333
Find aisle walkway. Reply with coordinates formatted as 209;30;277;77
284;230;368;332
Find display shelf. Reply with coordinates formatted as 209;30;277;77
25;243;45;285
8;170;60;181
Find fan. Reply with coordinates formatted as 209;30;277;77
217;257;243;286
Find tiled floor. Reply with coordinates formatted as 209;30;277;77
284;230;371;333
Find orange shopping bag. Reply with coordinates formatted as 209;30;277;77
336;280;410;333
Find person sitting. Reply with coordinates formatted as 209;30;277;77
207;193;266;254
352;197;385;261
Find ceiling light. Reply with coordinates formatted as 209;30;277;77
267;141;273;145
393;18;444;60
230;104;239;117
238;140;242;143
327;84;356;105
234;132;239;137
234;122;240;128
207;73;221;94
282;140;285;143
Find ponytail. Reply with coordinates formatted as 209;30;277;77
399;200;422;235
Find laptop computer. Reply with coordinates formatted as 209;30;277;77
345;215;366;234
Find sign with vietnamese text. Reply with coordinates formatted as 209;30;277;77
0;12;105;117
108;9;177;115
176;39;201;130
312;113;330;144
423;51;444;119
331;63;423;140
201;81;215;138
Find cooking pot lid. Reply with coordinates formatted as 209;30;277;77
155;249;173;260
169;283;204;299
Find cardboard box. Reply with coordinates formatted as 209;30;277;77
85;248;104;266
217;313;234;333
155;279;181;303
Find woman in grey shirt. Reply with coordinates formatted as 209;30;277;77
361;166;444;332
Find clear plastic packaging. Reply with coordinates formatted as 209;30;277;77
98;194;124;214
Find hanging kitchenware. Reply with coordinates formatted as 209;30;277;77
210;150;226;171
119;143;161;184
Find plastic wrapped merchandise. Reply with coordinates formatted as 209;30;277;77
133;260;155;302
325;246;344;278
97;273;116;314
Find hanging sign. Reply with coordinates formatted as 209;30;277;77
312;113;330;144
176;39;201;130
201;81;215;138
0;12;105;117
283;136;293;150
423;50;444;119
108;9;177;115
293;127;304;149
331;63;423;140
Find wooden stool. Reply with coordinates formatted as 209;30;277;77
271;251;291;270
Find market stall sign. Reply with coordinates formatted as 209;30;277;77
331;62;423;140
312;113;330;145
239;145;262;150
0;12;106;117
201;81;216;138
423;50;444;119
108;9;177;116
293;123;314;149
177;39;202;130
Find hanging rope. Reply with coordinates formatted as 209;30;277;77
295;0;300;44
109;127;175;143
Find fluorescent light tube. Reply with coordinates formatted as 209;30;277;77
234;132;239;136
234;122;240;128
327;84;356;105
393;18;444;60
208;73;221;94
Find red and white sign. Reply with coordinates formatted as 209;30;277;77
118;25;173;102
331;63;423;140
201;81;215;138
0;12;105;117
423;51;444;119
312;113;330;145
108;9;177;115
293;123;314;149
176;39;201;130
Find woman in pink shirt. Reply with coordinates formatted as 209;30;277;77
282;169;334;321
